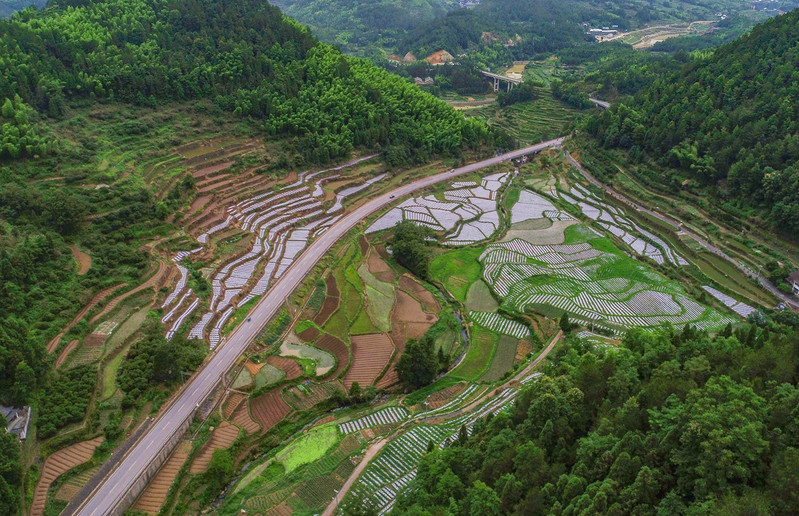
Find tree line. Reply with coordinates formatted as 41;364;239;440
587;9;799;235
396;320;799;514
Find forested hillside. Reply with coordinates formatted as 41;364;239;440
0;0;491;164
588;9;799;235
398;321;799;515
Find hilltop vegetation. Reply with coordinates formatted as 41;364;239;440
400;323;799;515
0;0;492;165
588;9;799;235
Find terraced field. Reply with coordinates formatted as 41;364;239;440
54;465;101;504
156;149;379;346
250;389;292;433
368;171;511;246
134;441;192;514
189;422;241;474
233;433;363;515
347;383;529;514
31;437;104;516
344;334;394;389
466;93;583;144
481;236;735;331
283;381;345;411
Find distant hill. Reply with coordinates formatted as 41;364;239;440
589;9;799;234
271;0;460;55
398;0;755;58
0;0;45;18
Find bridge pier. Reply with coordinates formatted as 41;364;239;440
493;77;499;92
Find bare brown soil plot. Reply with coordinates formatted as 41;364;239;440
313;275;340;326
189;422;241;474
315;334;349;379
390;291;438;349
133;441;191;514
375;367;398;390
343;334;394;389
516;339;533;362
283;382;344;411
250;389;292;433
426;383;467;409
298;326;319;342
404;322;434;340
266;501;293;516
47;284;126;352
84;333;108;347
71;245;91;275
231;402;260;434
394;290;436;324
198;175;239;194
223;391;247;419
267;356;303;380
367;249;395;283
31;437;104;516
244;360;264;376
358;235;369;257
188;195;212;214
398;275;440;313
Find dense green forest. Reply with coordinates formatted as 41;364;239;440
397;319;799;515
588;9;799;235
0;0;493;164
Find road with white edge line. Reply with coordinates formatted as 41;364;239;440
72;138;565;516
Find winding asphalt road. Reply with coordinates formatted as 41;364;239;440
72;138;565;516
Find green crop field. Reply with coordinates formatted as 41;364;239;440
281;341;336;376
465;280;499;312
479;335;518;382
481;230;737;332
430;248;484;302
232;369;253;390
451;327;497;381
254;364;285;389
276;424;339;473
358;263;395;332
466;92;583;144
350;307;381;335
